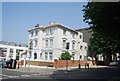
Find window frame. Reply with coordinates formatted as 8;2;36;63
45;52;48;60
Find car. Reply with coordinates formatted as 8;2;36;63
109;62;118;66
0;61;7;68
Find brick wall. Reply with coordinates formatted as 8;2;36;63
54;60;93;68
19;60;93;68
26;61;54;67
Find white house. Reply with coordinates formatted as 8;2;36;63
28;22;88;63
0;41;28;61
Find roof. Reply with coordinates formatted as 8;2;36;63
0;41;28;47
28;23;78;34
75;27;91;31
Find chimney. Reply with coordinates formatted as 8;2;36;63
35;24;39;27
49;22;54;25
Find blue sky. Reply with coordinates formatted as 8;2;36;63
2;2;89;44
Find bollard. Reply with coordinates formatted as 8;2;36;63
18;63;19;69
78;64;81;69
87;63;89;69
85;63;86;69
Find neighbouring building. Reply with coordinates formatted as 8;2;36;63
75;28;93;58
76;28;120;62
28;22;88;64
0;41;28;61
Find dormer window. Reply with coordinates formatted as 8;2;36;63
63;29;66;35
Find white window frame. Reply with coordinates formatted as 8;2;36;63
34;40;38;47
49;52;53;60
63;40;66;48
45;52;48;60
72;42;75;50
50;39;53;47
45;40;49;48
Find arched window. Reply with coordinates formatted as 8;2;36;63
34;53;37;59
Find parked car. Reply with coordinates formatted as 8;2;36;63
109;62;118;66
0;60;7;68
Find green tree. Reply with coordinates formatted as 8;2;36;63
89;32;117;62
82;2;120;54
82;2;120;63
59;51;72;60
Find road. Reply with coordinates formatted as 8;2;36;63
1;67;120;81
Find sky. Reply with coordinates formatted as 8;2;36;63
2;1;89;44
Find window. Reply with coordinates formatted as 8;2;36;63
34;53;37;59
63;29;66;35
10;49;13;53
31;32;34;36
40;53;42;59
80;35;82;39
72;33;75;39
50;39;53;47
49;29;53;35
49;52;53;60
80;45;83;50
45;52;48;60
35;30;38;36
46;30;49;36
85;46;87;50
29;41;33;49
35;40;38;47
45;40;49;47
72;42;75;50
63;40;66;48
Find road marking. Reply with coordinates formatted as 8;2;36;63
2;74;19;78
20;74;31;77
30;74;38;76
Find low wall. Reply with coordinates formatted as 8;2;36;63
26;61;54;67
18;60;94;68
54;60;93;68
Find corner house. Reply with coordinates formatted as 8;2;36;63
28;22;88;66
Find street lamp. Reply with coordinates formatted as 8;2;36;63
66;42;69;71
78;55;82;69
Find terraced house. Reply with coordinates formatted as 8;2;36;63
28;22;88;64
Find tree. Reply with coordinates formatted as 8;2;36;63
82;2;120;64
59;51;72;60
82;2;120;54
89;32;117;62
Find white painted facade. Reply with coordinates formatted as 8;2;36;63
0;42;28;61
28;23;88;62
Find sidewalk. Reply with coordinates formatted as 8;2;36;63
7;65;110;74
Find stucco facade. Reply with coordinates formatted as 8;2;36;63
0;41;28;61
28;22;88;62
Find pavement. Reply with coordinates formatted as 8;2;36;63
6;64;112;74
1;65;120;80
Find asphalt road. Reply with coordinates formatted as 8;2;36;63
1;67;120;81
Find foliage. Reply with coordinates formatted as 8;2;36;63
59;51;72;60
82;2;120;56
90;32;117;56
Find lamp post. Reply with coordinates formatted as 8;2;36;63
66;42;69;71
78;55;81;69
